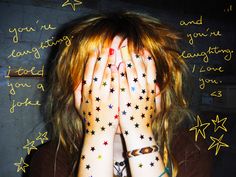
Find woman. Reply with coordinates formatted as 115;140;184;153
28;11;212;177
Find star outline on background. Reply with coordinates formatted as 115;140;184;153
14;157;29;173
62;0;82;11
189;115;210;141
211;115;227;132
23;139;37;155
36;132;48;144
208;134;229;156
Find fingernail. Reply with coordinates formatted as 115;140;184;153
109;48;114;55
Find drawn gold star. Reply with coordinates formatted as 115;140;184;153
62;0;82;11
189;115;210;141
23;139;37;155
14;157;29;173
36;132;48;144
212;115;227;132
208;134;229;156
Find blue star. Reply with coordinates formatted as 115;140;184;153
131;86;136;92
122;110;126;115
108;104;113;109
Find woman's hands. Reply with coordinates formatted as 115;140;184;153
118;46;158;149
75;48;119;138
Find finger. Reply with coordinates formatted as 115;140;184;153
100;65;111;99
74;81;83;112
143;50;157;93
107;48;115;68
120;39;131;63
92;48;109;88
109;65;119;98
119;62;130;105
83;50;98;96
131;53;146;88
155;84;161;115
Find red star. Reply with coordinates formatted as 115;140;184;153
114;114;119;119
103;141;108;145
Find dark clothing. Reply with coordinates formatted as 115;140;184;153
27;130;213;177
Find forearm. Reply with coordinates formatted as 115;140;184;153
77;134;115;177
124;132;168;177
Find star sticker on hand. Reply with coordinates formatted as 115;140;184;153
212;115;227;132
14;157;29;173
189;115;210;141
36;132;48;144
23;139;37;155
189;116;210;141
208;134;229;156
62;0;82;11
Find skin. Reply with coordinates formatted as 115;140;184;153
74;36;166;177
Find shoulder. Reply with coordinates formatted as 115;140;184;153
27;141;73;177
171;129;213;177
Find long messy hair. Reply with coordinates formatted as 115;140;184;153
45;11;193;176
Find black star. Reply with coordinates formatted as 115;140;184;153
86;164;90;169
135;105;139;110
139;96;143;100
110;88;115;93
130;116;134;121
90;147;95;151
85;129;89;134
150;162;154;167
126;102;131;107
146;97;150;101
97;57;101;61
85;100;89;103
149;137;153;141
151;90;155;94
142;89;146;94
155;156;159;161
121;72;125;77
96;107;100;111
150;114;153;118
81;155;85;160
148;56;152;60
142;73;146;77
82;79;86;85
127;63;132;68
95;97;100;102
87;122;91;126
135;123;139;128
88;112;92;116
108;122;112;126
135;54;140;58
101;126;105;131
141;113;145;118
133;78;138;82
91;130;95;135
107;63;112;68
124;130;129;135
145;106;148;110
95;117;100;122
140;135;144;139
111;77;115;82
153;79;157;83
146;123;150;127
89;89;92;94
93;77;98;82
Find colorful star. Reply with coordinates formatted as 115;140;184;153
102;81;107;86
131;86;136;92
36;132;48;144
62;0;82;11
189;115;210;141
138;163;143;168
23;139;37;155
114;114;119;119
98;155;102;160
14;157;29;173
212;115;227;132
103;141;108;145
208;134;229;156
